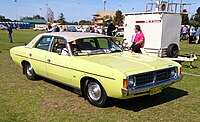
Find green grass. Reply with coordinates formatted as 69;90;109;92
0;29;42;50
0;30;200;121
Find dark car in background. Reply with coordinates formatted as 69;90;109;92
67;26;77;32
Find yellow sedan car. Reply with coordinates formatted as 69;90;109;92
10;32;183;107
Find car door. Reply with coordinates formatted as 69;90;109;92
29;36;53;77
45;36;71;84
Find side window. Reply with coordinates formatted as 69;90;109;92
76;38;96;50
83;38;96;47
51;37;68;55
97;38;109;48
35;36;52;51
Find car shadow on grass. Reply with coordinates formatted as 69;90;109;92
111;87;188;111
41;78;188;111
42;78;81;95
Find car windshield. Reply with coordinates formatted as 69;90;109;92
72;37;122;56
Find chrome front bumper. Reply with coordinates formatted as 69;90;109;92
121;75;183;97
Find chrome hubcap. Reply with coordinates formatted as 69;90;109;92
88;82;101;101
26;64;33;76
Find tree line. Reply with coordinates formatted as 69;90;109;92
1;7;199;27
55;10;124;26
182;7;200;27
0;10;124;26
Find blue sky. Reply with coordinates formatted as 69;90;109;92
0;0;199;22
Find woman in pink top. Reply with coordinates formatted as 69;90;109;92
131;25;145;53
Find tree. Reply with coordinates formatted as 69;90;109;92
57;13;66;24
181;9;189;25
189;7;200;27
103;15;112;26
0;15;12;22
20;15;45;21
0;15;5;21
33;14;45;20
113;10;124;26
194;7;200;22
20;16;33;21
79;20;92;25
0;15;5;22
189;20;199;27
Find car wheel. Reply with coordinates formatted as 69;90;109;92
167;44;179;58
24;63;38;80
84;80;109;107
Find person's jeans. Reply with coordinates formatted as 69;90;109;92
132;45;141;53
8;33;13;43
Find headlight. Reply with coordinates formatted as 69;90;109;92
170;68;178;78
128;77;136;88
128;78;134;87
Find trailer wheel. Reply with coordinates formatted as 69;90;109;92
167;44;179;58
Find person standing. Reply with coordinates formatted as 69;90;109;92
182;25;188;40
195;27;200;44
101;25;106;35
46;22;53;32
52;23;60;32
106;19;115;36
189;26;196;44
7;23;13;43
131;25;145;53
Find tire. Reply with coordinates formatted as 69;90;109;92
167;44;179;58
24;63;38;80
84;80;110;107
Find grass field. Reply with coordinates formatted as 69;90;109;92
0;30;200;121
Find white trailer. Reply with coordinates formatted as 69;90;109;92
124;11;182;58
123;12;197;67
123;1;197;68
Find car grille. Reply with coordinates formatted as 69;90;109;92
128;67;177;88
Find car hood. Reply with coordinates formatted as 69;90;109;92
78;52;176;75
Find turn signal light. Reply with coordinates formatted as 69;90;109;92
123;79;128;88
180;67;182;75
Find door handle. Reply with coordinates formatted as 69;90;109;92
29;53;32;57
47;59;51;63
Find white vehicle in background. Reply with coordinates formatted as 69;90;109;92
96;26;107;34
33;24;46;31
0;24;7;30
123;0;197;67
96;27;102;34
76;27;86;32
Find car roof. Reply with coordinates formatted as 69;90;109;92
26;32;110;48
